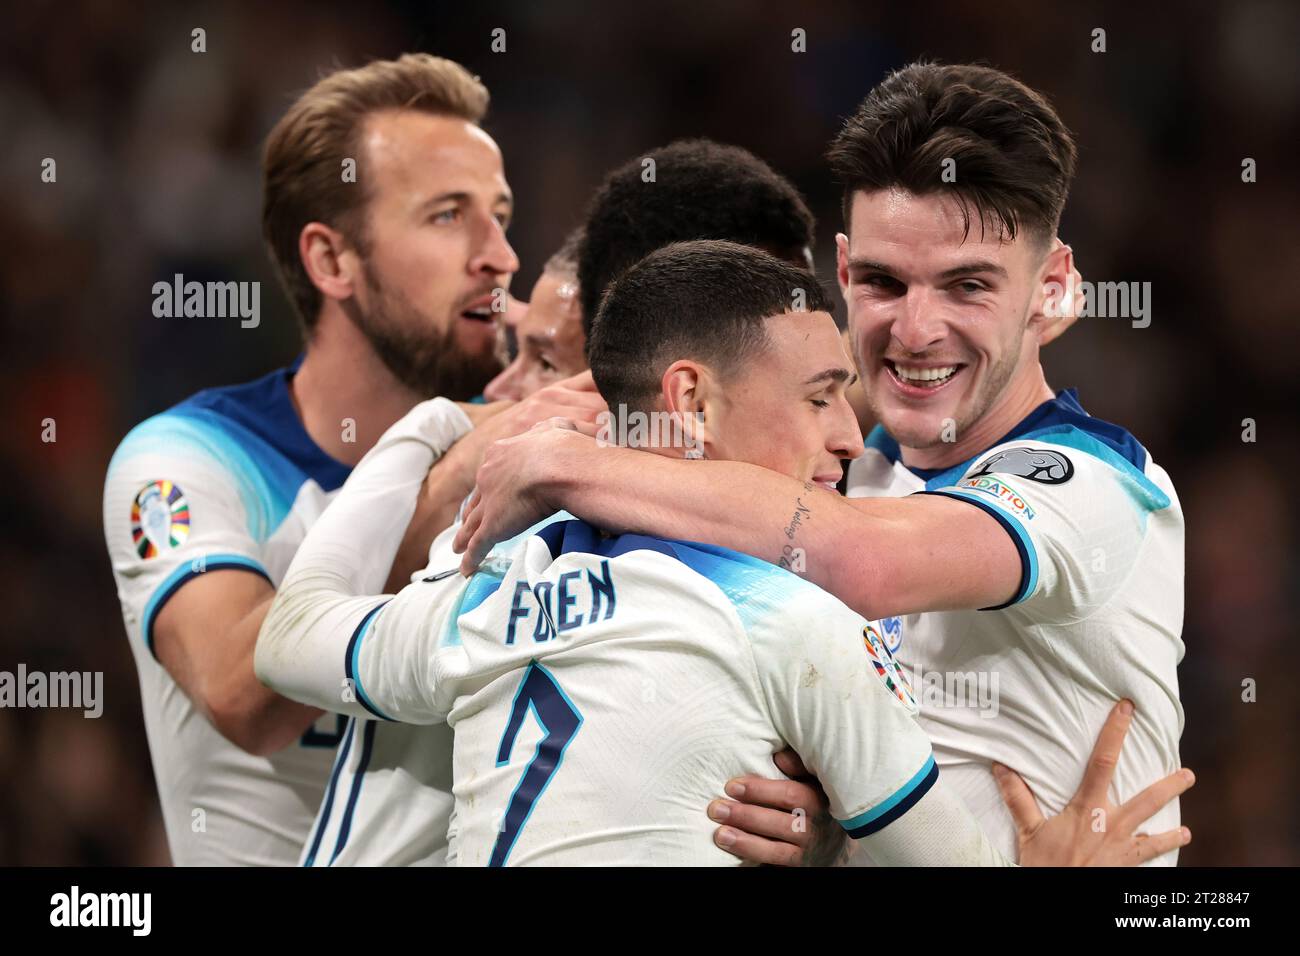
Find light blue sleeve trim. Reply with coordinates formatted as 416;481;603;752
141;552;271;658
920;489;1039;606
838;753;939;837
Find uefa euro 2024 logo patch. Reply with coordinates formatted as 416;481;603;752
131;480;190;559
879;614;903;654
863;622;916;710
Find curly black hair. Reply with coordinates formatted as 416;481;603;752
577;139;815;342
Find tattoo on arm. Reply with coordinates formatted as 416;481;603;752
777;482;815;571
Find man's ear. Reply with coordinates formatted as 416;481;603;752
661;360;715;455
1027;238;1073;341
835;233;851;301
299;221;360;304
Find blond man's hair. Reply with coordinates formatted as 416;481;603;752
262;54;489;331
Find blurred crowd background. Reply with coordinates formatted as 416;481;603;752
1;0;1296;865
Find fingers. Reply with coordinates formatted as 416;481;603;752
712;825;803;866
547;389;607;412
451;490;482;554
992;761;1045;835
772;748;809;779
559;369;598;392
454;507;486;575
708;799;809;847
464;526;493;575
1076;699;1133;810
457;544;479;577
572;419;601;438
725;775;825;814
1128;827;1192;865
1115;768;1195;834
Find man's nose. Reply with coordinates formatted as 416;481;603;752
891;287;945;354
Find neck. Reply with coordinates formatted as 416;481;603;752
289;304;422;466
901;362;1055;471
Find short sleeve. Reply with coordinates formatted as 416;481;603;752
745;574;938;839
919;435;1172;623
103;417;270;659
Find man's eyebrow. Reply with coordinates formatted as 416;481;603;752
846;258;896;274
522;331;555;350
804;367;855;386
937;259;1007;280
417;190;514;213
845;258;1008;281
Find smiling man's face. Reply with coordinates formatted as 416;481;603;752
837;187;1056;462
702;310;865;490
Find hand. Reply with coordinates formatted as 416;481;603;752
996;699;1194;866
453;420;598;574
441;370;607;510
1040;238;1081;347
707;749;848;867
388;375;605;586
480;369;607;445
453;399;511;428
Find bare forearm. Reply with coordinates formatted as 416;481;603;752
158;586;322;756
539;440;1021;618
212;600;325;753
544;441;885;615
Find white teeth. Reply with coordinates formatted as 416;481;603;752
894;363;957;384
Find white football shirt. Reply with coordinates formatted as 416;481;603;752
287;521;943;866
844;388;1185;864
259;401;977;866
103;363;471;865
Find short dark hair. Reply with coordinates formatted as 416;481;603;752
827;61;1077;245
542;225;584;280
578;139;816;341
588;240;834;414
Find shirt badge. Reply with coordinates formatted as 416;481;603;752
131;480;190;559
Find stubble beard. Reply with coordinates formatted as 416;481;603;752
351;261;502;401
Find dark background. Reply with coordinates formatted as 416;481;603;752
1;0;1296;864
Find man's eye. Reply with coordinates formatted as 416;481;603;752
432;208;460;224
955;280;985;295
862;275;902;292
811;398;830;409
539;356;557;374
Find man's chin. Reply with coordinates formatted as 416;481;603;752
877;408;961;450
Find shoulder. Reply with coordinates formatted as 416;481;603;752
957;422;1172;518
932;390;1174;518
105;365;349;539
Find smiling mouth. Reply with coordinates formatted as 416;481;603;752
884;359;965;391
460;305;493;323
